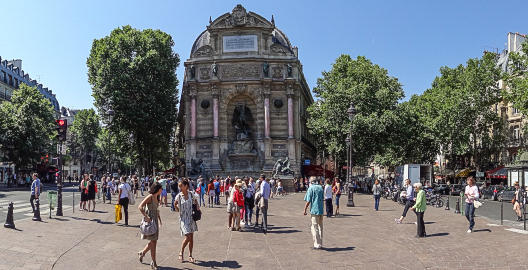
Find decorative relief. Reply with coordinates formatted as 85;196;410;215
196;151;212;159
220;64;260;80
193;45;213;57
199;144;212;150
273;99;283;108
200;68;210;80
272;66;283;79
210;5;272;29
272;144;287;149
270;44;287;55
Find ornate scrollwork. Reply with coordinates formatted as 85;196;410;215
193;45;213;57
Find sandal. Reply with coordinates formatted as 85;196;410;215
150;261;158;269
138;251;144;263
189;256;196;263
178;253;183;262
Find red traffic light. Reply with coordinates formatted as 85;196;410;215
56;119;66;126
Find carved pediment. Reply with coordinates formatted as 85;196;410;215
209;5;273;29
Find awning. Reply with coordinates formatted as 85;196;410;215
456;168;471;178
486;166;504;177
302;165;335;178
489;167;507;179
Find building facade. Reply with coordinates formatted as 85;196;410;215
0;56;60;184
177;5;315;179
496;32;527;164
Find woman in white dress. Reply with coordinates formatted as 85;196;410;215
174;179;199;263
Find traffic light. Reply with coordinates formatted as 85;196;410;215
56;119;67;141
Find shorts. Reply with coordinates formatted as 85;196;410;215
209;190;215;197
335;194;341;206
161;189;167;197
227;201;239;213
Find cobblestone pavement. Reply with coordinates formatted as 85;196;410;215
0;191;527;270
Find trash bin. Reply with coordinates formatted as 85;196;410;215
47;191;57;210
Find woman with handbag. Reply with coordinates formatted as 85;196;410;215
174;179;199;264
137;182;163;269
464;176;479;233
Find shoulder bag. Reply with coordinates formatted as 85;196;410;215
128;184;136;205
192;194;201;221
140;213;157;236
473;200;482;209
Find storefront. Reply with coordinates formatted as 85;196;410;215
506;152;528;187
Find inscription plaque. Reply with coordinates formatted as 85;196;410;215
223;35;258;52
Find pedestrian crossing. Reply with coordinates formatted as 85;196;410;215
0;199;72;217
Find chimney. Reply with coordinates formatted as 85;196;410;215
8;59;22;70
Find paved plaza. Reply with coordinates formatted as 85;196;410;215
0;190;527;270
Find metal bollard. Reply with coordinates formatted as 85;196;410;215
4;202;15;229
454;198;461;214
73;191;75;213
445;196;450;210
32;199;42;221
500;200;503;225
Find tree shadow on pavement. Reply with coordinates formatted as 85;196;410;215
426;232;449;237
195;260;242;268
323;246;355;252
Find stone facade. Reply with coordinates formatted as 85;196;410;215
177;5;315;179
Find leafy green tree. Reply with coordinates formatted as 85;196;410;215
0;84;56;173
87;25;180;174
307;55;404;169
413;53;505;171
69;109;100;174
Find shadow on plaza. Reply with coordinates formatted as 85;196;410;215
323;246;355;252
70;216;114;225
426;232;449;237
474;229;492;233
338;214;362;217
194;260;242;268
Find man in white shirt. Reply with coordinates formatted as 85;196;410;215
324;179;333;217
259;174;271;233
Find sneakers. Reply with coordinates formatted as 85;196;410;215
395;218;402;224
466;229;472;233
414;222;417;225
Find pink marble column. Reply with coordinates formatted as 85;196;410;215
264;97;270;138
288;96;294;138
213;97;219;138
190;96;196;139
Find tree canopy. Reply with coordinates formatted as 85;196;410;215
87;25;180;174
0;84;56;172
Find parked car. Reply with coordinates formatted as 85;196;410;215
449;184;463;196
434;184;449;195
498;187;516;202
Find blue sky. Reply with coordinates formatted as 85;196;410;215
1;0;527;110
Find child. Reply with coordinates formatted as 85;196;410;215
233;181;245;231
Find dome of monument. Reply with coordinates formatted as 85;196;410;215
190;5;294;57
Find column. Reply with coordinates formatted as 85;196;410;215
213;96;218;138
190;94;196;139
287;94;294;138
264;96;270;138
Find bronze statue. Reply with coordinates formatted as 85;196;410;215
232;105;253;140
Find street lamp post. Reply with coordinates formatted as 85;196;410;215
346;102;356;207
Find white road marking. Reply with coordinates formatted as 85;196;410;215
505;228;528;234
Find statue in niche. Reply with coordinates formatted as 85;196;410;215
273;157;294;178
190;65;196;80
287;63;293;77
211;62;218;77
263;62;269;77
232;104;253;140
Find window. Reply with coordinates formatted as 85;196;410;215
8;75;12;86
513;127;520;140
0;71;5;83
512;107;520;115
14;78;18;88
